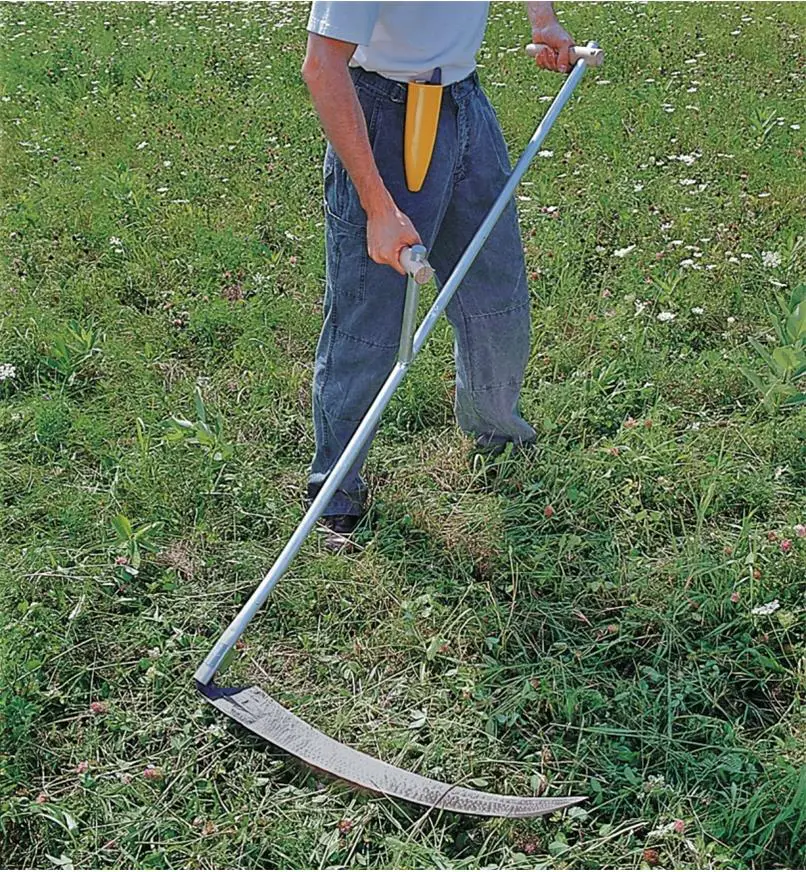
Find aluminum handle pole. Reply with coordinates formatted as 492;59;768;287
195;52;594;686
398;276;419;364
195;248;431;685
398;244;427;363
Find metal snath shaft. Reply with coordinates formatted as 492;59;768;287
398;246;428;364
195;45;597;688
195;246;431;686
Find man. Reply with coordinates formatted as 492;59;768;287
302;2;574;550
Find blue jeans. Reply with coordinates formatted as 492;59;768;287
310;68;535;516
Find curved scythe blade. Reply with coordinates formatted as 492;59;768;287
199;683;586;818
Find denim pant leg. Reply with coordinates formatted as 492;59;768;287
430;85;535;449
310;70;458;515
308;213;402;516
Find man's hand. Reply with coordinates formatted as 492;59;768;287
366;195;421;275
527;2;575;73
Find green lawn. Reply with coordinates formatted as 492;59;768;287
1;2;805;868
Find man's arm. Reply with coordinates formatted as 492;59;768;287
527;2;575;73
301;33;419;275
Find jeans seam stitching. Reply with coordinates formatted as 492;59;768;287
454;99;468;183
317;305;338;459
464;299;529;321
334;326;398;350
469;380;521;392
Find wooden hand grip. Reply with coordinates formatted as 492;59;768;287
526;43;604;68
400;246;434;285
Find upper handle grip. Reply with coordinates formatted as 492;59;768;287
526;43;604;68
400;245;434;285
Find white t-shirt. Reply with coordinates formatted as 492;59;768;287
307;1;490;85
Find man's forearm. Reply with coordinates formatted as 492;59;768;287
526;1;559;31
302;43;391;218
302;33;420;271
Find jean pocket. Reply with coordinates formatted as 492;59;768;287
325;202;368;302
324;144;369;230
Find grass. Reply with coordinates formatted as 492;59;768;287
1;1;805;868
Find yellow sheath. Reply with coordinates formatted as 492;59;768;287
404;81;443;193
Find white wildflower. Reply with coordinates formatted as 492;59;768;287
136;141;148;150
691;306;704;315
252;273;270;289
634;183;644;192
679;178;697;186
109;236;122;247
643;774;667;792
751;599;779;616
538;149;553;158
0;363;16;381
761;250;782;268
648;821;681;838
657;311;676;322
613;244;636;258
727;316;736;325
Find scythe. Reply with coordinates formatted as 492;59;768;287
196;43;603;817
